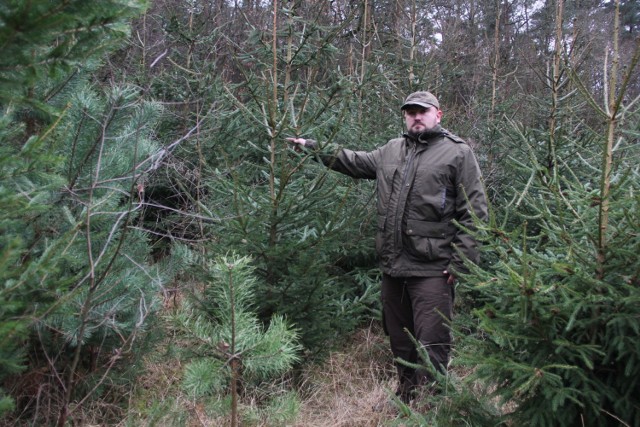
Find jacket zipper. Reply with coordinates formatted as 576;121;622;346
395;141;417;252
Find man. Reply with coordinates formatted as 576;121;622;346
287;91;488;403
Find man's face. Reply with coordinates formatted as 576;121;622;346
403;105;442;134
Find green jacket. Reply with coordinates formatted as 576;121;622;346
309;125;488;277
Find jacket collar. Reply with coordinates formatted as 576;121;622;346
403;125;445;145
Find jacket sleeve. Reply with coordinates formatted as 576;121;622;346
450;146;488;274
306;140;379;179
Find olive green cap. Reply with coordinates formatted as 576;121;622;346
401;91;440;110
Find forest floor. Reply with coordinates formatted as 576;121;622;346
291;324;400;427
124;321;412;427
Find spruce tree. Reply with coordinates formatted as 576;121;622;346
194;2;383;352
421;1;640;426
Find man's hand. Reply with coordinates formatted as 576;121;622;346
443;270;456;285
286;137;306;152
286;137;306;145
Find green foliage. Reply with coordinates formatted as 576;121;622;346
0;0;147;108
1;0;633;423
260;390;300;426
209;149;380;351
422;5;640;422
2;81;168;424
182;7;384;353
174;253;301;421
0;0;168;423
437;117;640;426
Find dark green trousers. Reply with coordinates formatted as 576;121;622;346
381;273;454;401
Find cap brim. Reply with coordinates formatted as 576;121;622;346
401;101;437;110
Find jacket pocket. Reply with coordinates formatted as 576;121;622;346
404;219;453;261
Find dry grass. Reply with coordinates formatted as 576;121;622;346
292;322;400;427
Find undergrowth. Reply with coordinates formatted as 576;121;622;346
122;321;401;427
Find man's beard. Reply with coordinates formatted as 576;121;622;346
408;127;429;138
407;124;442;140
408;123;433;136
